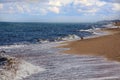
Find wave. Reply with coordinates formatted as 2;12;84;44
78;26;112;40
59;34;80;41
0;53;45;80
79;29;93;32
79;26;101;33
36;29;109;44
36;34;80;44
102;23;119;28
37;39;50;44
79;26;107;35
0;44;26;49
0;25;110;47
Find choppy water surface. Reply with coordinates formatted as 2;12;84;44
1;42;120;80
0;22;106;45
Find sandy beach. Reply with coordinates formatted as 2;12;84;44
60;27;120;62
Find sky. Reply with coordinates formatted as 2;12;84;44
0;0;120;22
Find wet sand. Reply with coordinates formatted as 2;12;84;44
60;28;120;62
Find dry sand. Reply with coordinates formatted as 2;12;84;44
60;28;120;62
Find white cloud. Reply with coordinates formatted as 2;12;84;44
3;0;105;15
58;0;73;6
96;0;106;7
0;3;3;9
74;0;107;14
48;1;62;7
0;0;119;16
74;0;106;7
112;3;120;11
74;0;92;6
48;0;73;6
47;0;73;14
16;4;24;13
48;6;60;14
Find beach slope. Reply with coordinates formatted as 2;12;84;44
60;28;120;62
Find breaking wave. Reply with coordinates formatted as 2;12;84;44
57;34;80;41
0;53;45;80
37;34;81;44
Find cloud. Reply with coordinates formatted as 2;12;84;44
47;0;73;14
73;0;107;14
48;6;60;14
0;0;120;19
101;0;120;3
74;0;93;6
0;3;3;9
74;0;106;7
112;3;120;11
1;0;106;15
48;1;62;7
0;0;48;3
16;4;24;13
0;0;120;22
56;0;73;6
0;0;21;3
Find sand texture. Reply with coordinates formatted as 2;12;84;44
60;28;120;62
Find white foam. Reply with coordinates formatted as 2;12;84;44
60;34;80;41
38;39;50;44
0;40;120;80
79;26;112;39
88;76;119;80
15;60;45;80
103;23;118;28
0;59;45;80
0;44;27;49
79;26;109;38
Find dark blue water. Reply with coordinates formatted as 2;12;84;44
0;22;105;45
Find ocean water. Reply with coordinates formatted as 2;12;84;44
0;22;120;80
0;22;106;45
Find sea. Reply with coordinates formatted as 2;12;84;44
0;22;120;80
0;22;106;45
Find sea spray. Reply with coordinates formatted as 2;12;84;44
38;34;80;43
15;60;45;80
0;52;45;80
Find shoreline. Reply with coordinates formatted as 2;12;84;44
59;27;120;62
